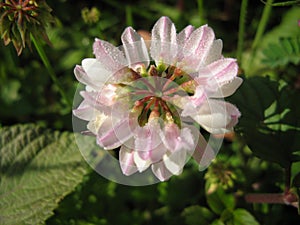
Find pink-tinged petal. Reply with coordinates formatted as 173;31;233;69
161;123;195;152
93;38;127;72
74;65;101;90
133;151;152;172
79;91;112;114
151;161;173;181
192;133;216;170
73;99;95;121
210;77;243;98
181;25;215;71
177;25;195;47
207;58;238;85
121;27;150;69
82;58;111;85
177;25;194;60
190;85;206;107
181;87;207;118
119;145;138;176
134;120;166;162
204;39;223;65
163;150;186;176
150;16;177;65
97;117;135;150
87;112;108;134
187;99;241;134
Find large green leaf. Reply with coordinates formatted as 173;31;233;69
0;124;93;225
229;76;300;168
262;37;300;68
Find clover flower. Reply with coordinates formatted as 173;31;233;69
73;17;242;181
0;0;54;55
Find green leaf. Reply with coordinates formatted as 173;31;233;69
262;37;300;68
242;7;300;75
229;76;300;168
211;219;225;225
0;124;92;225
206;187;235;215
232;209;260;225
181;205;214;225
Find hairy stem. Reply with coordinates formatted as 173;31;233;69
248;0;273;70
30;34;72;109
197;0;206;25
237;0;248;63
260;0;300;6
125;5;133;27
252;0;273;50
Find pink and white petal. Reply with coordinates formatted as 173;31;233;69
210;77;243;98
134;121;166;162
160;123;180;150
190;85;206;107
133;151;152;172
188;99;241;134
150;16;177;65
177;25;195;47
151;161;173;181
96;117;135;150
79;91;112;114
119;145;138;176
87;112;108;134
180;127;196;151
177;25;194;60
82;58;112;84
93;38;127;72
192;133;216;170
206;58;238;85
73;99;96;121
163;150;186;176
181;25;215;71
121;27;150;69
74;65;101;90
204;39;223;65
161;123;195;153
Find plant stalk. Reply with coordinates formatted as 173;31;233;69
197;0;206;25
30;34;72;109
237;0;248;63
252;0;273;50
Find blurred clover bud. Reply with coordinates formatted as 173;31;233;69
0;0;54;55
205;160;238;193
81;7;100;24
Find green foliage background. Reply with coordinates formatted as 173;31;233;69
0;0;300;224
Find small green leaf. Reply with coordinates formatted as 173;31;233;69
232;208;260;225
0;124;93;225
181;205;214;225
211;219;225;225
206;187;235;215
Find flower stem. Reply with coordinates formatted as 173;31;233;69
260;0;300;6
248;0;273;70
237;0;248;63
245;163;298;207
125;5;133;27
197;0;206;25
252;0;273;50
30;34;72;109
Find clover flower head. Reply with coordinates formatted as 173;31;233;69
0;0;54;55
73;16;242;182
